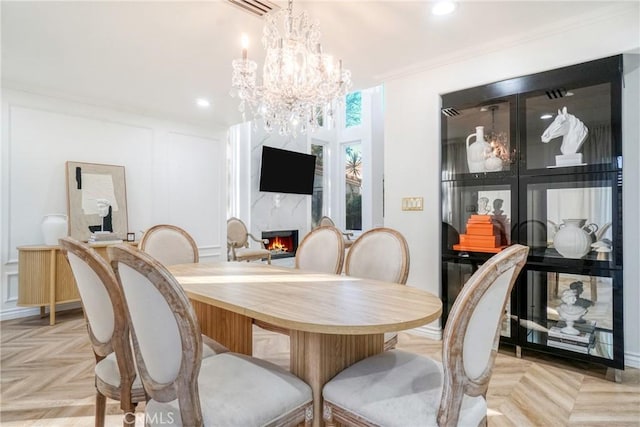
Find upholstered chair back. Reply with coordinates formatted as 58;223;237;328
438;244;528;425
109;244;202;409
139;224;199;266
345;227;410;284
227;217;250;248
295;226;345;274
318;216;335;227
68;251;115;344
61;237;127;353
59;237;139;420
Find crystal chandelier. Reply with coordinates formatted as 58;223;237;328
231;0;352;136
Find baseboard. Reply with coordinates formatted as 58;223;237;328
624;351;640;369
0;302;82;322
407;324;442;341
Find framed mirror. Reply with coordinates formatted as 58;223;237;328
66;161;128;241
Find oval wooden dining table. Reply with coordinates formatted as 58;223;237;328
168;262;442;427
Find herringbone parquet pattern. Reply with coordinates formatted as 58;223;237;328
1;309;638;426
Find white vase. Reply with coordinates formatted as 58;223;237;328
484;154;503;172
466;126;490;173
553;219;592;259
41;214;68;246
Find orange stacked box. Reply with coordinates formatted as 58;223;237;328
453;215;507;253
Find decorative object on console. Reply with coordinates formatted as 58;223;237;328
230;0;352;136
465;126;490;173
88;198;122;244
66;162;128;242
541;106;589;167
41;214;68;245
452;214;506;253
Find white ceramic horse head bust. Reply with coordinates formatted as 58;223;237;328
541;106;588;155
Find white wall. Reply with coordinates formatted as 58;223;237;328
228;123;311;240
384;4;640;364
1;88;227;320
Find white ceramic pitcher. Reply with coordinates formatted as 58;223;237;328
466;126;490;173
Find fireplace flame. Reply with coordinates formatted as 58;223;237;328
268;236;289;252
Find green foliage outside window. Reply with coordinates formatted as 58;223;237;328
345;91;362;128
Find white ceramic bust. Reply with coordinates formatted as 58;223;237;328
95;199;111;233
557;289;588;335
477;197;491;215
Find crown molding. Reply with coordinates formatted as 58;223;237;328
375;3;637;84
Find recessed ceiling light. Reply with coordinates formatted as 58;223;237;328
565;91;574;97
432;1;456;16
196;98;211;108
541;114;553;120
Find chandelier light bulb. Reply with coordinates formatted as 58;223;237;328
240;34;249;59
231;0;352;136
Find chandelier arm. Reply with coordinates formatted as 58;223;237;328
231;0;352;135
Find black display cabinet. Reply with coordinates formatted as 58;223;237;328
440;55;624;370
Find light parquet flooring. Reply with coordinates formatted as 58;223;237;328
1;309;639;426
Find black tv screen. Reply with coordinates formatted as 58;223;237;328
259;146;316;195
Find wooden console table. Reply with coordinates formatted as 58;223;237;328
17;242;133;325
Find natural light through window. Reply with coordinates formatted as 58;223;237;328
345;144;362;231
345;91;362;127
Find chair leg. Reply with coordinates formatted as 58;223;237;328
95;391;106;427
122;401;137;427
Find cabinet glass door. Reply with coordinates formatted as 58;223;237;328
442;257;516;339
521;81;621;173
521;172;621;268
520;267;623;368
442;180;514;255
442;98;516;180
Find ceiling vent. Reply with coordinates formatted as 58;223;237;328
545;88;567;99
442;107;460;117
227;0;280;17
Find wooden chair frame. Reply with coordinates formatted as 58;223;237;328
345;227;410;350
227;217;271;264
109;244;310;427
109;244;203;425
59;237;145;427
323;244;529;427
139;223;199;263
319;216;354;248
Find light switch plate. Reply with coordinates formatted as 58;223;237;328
402;197;424;211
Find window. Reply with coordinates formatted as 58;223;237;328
345;143;362;230
311;144;325;228
345;91;362;128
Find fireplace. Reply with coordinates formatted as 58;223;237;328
262;229;299;259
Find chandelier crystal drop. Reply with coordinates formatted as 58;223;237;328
231;0;352;136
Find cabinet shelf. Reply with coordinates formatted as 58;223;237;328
440;54;624;370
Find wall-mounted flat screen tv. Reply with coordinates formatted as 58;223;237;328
259;146;316;195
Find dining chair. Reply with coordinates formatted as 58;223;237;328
108;244;313;427
295;225;346;274
322;244;529;427
319;216;354;248
344;227;410;351
227;217;271;264
59;237;145;426
139;224;199;265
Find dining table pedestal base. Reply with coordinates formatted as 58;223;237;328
290;331;384;427
189;299;253;355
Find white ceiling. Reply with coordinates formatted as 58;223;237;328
1;1;630;130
